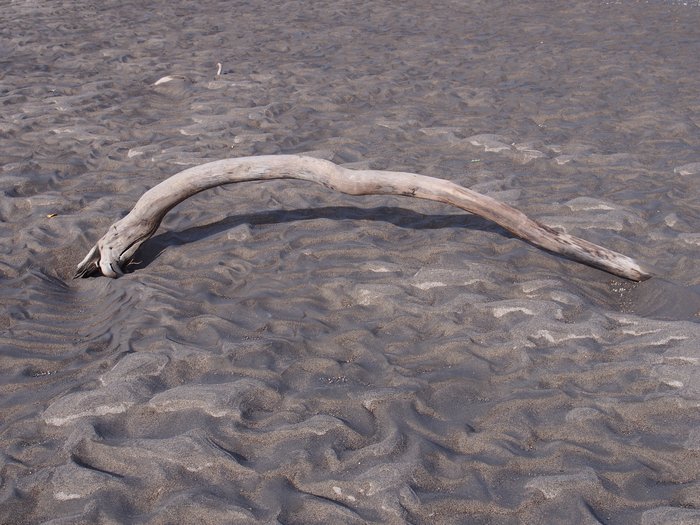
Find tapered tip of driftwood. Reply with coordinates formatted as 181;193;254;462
634;262;655;282
576;253;653;282
620;266;653;282
577;252;653;282
601;254;654;282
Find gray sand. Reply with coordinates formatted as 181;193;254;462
1;1;699;523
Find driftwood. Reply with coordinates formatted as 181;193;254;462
75;154;652;281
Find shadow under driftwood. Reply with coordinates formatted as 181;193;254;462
124;205;504;273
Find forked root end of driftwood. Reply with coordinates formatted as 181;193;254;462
74;154;652;281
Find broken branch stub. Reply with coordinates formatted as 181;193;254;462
74;154;652;281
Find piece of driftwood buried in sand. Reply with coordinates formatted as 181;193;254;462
75;154;652;281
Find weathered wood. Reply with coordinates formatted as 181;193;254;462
75;154;652;281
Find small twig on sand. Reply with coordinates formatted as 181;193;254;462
75;154;652;281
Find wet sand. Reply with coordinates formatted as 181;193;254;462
1;1;699;523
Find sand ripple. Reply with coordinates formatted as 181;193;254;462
1;0;699;523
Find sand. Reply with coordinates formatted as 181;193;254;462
1;0;699;523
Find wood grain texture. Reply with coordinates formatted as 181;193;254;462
75;155;652;281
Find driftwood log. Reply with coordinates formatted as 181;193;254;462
75;154;652;281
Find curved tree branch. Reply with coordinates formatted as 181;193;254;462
75;154;652;281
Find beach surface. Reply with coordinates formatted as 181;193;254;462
1;1;699;523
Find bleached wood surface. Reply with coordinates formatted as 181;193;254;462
75;155;652;281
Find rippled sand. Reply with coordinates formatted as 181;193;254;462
1;1;699;523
